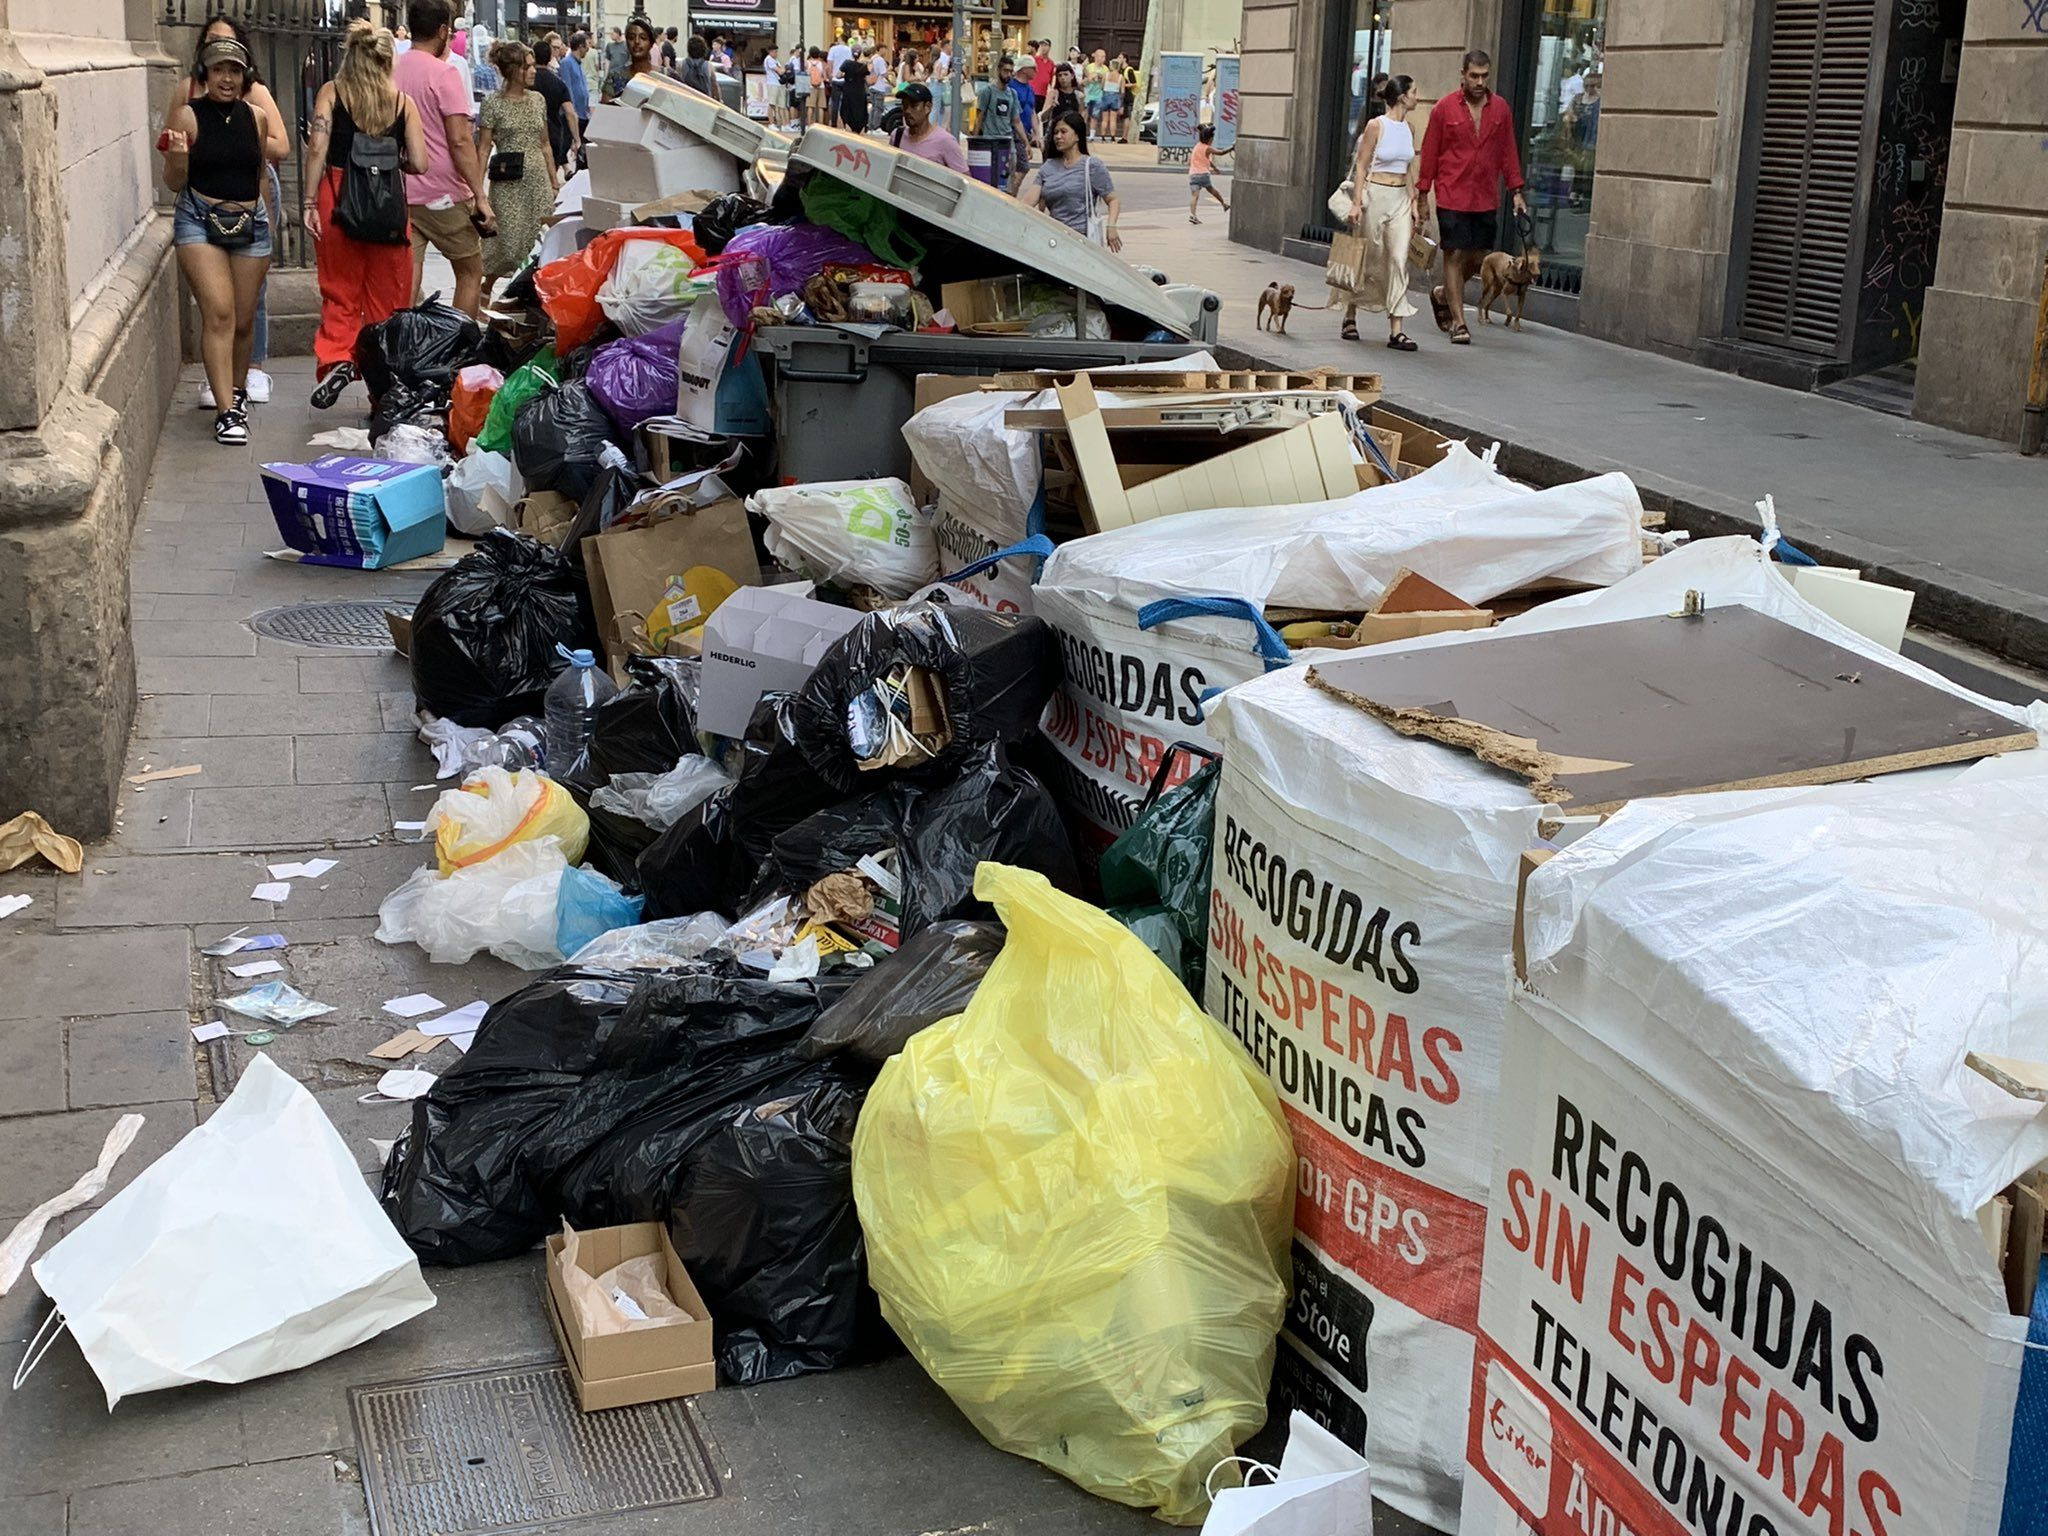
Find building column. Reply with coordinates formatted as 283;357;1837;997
0;3;71;431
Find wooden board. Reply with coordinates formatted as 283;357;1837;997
2006;1183;2045;1318
1305;605;2036;812
1002;396;1351;434
988;367;1382;398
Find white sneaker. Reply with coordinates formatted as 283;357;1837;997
245;368;272;404
199;380;216;409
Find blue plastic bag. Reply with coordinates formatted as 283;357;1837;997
555;864;645;958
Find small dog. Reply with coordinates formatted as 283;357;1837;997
1257;282;1296;334
1478;247;1542;329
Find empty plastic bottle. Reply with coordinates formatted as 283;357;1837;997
543;645;618;777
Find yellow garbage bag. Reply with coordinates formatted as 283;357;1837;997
851;863;1294;1524
430;766;589;875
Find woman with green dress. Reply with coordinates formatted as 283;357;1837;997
478;40;557;280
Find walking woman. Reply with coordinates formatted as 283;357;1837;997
1341;74;1421;351
838;47;870;134
303;22;425;409
1020;110;1121;251
1040;61;1083;152
161;34;289;445
161;17;288;409
478;40;558;281
605;15;660;101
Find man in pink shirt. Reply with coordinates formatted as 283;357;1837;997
394;0;495;318
889;83;968;172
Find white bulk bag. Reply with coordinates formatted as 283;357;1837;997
1201;534;2043;1529
1464;778;2048;1536
27;1055;435;1407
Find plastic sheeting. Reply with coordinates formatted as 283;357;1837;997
1462;777;2048;1535
1200;534;2047;1530
854;865;1294;1523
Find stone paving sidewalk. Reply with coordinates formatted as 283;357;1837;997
0;356;1227;1536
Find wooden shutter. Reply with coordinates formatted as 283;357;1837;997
1739;0;1876;355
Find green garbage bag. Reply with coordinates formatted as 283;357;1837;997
475;350;561;457
1100;755;1220;995
798;178;928;270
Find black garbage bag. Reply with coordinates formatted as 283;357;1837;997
636;788;741;919
691;192;773;255
512;381;623;501
798;919;1004;1065
409;529;598;727
368;379;450;442
669;1060;889;1383
750;746;1077;939
381;966;644;1266
1100;750;1221;995
383;964;843;1266
355;297;484;402
790;604;1062;795
565;656;703;890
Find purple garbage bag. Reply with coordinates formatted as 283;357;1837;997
586;318;686;434
714;222;882;327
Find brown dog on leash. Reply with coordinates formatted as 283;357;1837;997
1257;282;1296;334
1478;246;1542;330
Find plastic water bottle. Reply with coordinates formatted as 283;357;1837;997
543;645;617;777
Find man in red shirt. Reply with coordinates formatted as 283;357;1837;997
1029;41;1056;107
1416;49;1527;344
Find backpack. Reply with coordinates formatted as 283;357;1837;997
782;59;798;87
334;101;409;247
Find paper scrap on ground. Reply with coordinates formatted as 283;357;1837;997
0;811;83;875
382;993;446;1019
228;959;285;979
371;1068;437;1102
251;881;292;902
309;427;372;450
447;1032;476;1053
269;858;338;881
419;1000;488;1036
191;1021;231;1043
219;981;335;1026
370;1028;437;1060
200;930;252;956
0;895;31;920
394;820;427;833
0;1113;145;1297
129;764;202;786
242;933;287;951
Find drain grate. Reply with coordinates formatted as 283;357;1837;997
350;1360;723;1536
249;600;406;651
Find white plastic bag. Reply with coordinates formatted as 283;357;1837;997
747;478;937;598
596;239;703;335
568;912;730;969
25;1055;435;1407
445;448;519;536
375;836;567;968
375;422;454;467
589;757;732;830
1202;1414;1374;1536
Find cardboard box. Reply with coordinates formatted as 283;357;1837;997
1369;405;1456;475
260;456;446;570
583;499;763;671
697;585;865;738
584;102;744;205
1054;377;1358;531
544;1224;715;1412
939;277;1036;336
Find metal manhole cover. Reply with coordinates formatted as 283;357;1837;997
350;1360;723;1536
249;600;406;651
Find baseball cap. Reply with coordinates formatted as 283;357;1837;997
897;81;933;104
198;37;250;71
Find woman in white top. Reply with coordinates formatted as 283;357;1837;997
1340;74;1421;350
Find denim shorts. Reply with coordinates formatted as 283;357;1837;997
173;187;274;260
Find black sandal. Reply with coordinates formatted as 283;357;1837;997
1429;286;1452;333
1387;333;1418;351
1341;320;1360;341
1449;324;1472;345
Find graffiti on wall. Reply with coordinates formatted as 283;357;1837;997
2023;0;2047;33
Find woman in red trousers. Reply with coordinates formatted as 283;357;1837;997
302;21;428;407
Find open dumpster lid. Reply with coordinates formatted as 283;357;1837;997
618;74;789;170
787;126;1209;341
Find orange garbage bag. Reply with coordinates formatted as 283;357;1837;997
448;364;504;454
534;229;705;354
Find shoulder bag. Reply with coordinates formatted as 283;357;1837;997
1084;156;1110;245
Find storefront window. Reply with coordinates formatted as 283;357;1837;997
1517;0;1605;293
1341;0;1393;159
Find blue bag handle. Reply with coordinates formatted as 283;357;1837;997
1137;597;1292;669
939;533;1056;584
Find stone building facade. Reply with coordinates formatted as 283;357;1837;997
1231;0;2048;444
1;0;182;837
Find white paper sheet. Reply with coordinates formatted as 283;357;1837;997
228;960;284;979
419;1000;489;1037
250;882;291;902
382;993;447;1019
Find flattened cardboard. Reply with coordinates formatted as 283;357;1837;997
1307;605;2035;812
1373;567;1476;615
1368;405;1456;473
544;1224;716;1412
1055;376;1358;532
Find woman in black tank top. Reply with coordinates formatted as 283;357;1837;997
161;35;288;445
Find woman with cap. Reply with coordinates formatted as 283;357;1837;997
302;21;426;409
159;17;287;411
160;31;290;446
